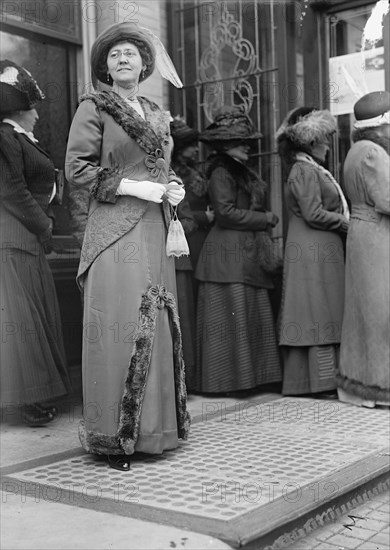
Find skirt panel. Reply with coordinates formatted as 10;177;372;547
0;247;70;404
175;270;196;390
195;282;281;393
281;345;338;395
278;216;345;347
81;203;179;454
338;217;390;401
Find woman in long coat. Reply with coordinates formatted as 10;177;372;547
65;23;190;470
170;117;214;390
194;106;282;393
277;108;349;396
0;60;71;425
337;91;390;407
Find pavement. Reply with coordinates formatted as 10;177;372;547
1;390;389;550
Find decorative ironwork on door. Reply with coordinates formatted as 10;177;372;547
169;0;284;243
199;3;258;120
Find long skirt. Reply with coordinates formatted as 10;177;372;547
0;246;70;405
281;345;338;395
337;216;390;404
195;282;281;393
80;203;179;455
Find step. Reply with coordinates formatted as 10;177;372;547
1;397;389;548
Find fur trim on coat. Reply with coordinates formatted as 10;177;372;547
79;284;191;455
336;371;390;403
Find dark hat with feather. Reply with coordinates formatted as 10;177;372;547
0;59;44;113
199;105;262;148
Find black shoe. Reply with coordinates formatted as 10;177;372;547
33;403;58;420
20;405;51;427
107;454;131;471
315;391;338;400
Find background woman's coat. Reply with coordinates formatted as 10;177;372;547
195;153;281;393
337;140;390;402
278;160;347;348
0;122;70;404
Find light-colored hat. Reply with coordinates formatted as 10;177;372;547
353;91;390;129
276;107;337;147
0;59;44;113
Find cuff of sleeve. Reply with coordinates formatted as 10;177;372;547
90;167;121;203
168;174;183;186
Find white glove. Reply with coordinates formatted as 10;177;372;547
117;179;165;203
166;183;185;206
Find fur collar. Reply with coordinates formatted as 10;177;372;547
79;90;169;155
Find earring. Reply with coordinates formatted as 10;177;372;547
107;72;110;82
141;68;145;79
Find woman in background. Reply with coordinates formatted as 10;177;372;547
0;60;70;425
277;107;349;397
337;91;390;408
195;105;281;394
170;117;214;390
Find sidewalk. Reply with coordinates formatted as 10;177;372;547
1;390;389;549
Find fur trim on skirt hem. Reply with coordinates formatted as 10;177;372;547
336;371;390;403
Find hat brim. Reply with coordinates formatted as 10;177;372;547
0;82;31;112
199;133;262;143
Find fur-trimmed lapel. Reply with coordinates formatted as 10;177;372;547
79;91;166;154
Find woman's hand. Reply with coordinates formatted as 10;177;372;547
117;179;166;203
165;183;185;206
266;211;279;227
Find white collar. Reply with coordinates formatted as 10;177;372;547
2;118;38;143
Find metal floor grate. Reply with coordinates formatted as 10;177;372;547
7;398;390;545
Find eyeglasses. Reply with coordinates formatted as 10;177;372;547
108;50;137;60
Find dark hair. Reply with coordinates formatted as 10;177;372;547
97;38;154;86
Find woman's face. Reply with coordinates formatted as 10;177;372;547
107;41;145;87
309;138;330;163
18;108;39;134
180;143;199;162
225;142;251;162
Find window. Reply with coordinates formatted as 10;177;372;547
168;0;284;239
327;2;386;182
0;0;81;235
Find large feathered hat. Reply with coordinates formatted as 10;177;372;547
276;107;337;147
0;59;44;113
91;22;183;88
199;105;262;146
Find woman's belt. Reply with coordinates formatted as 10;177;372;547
351;204;381;222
